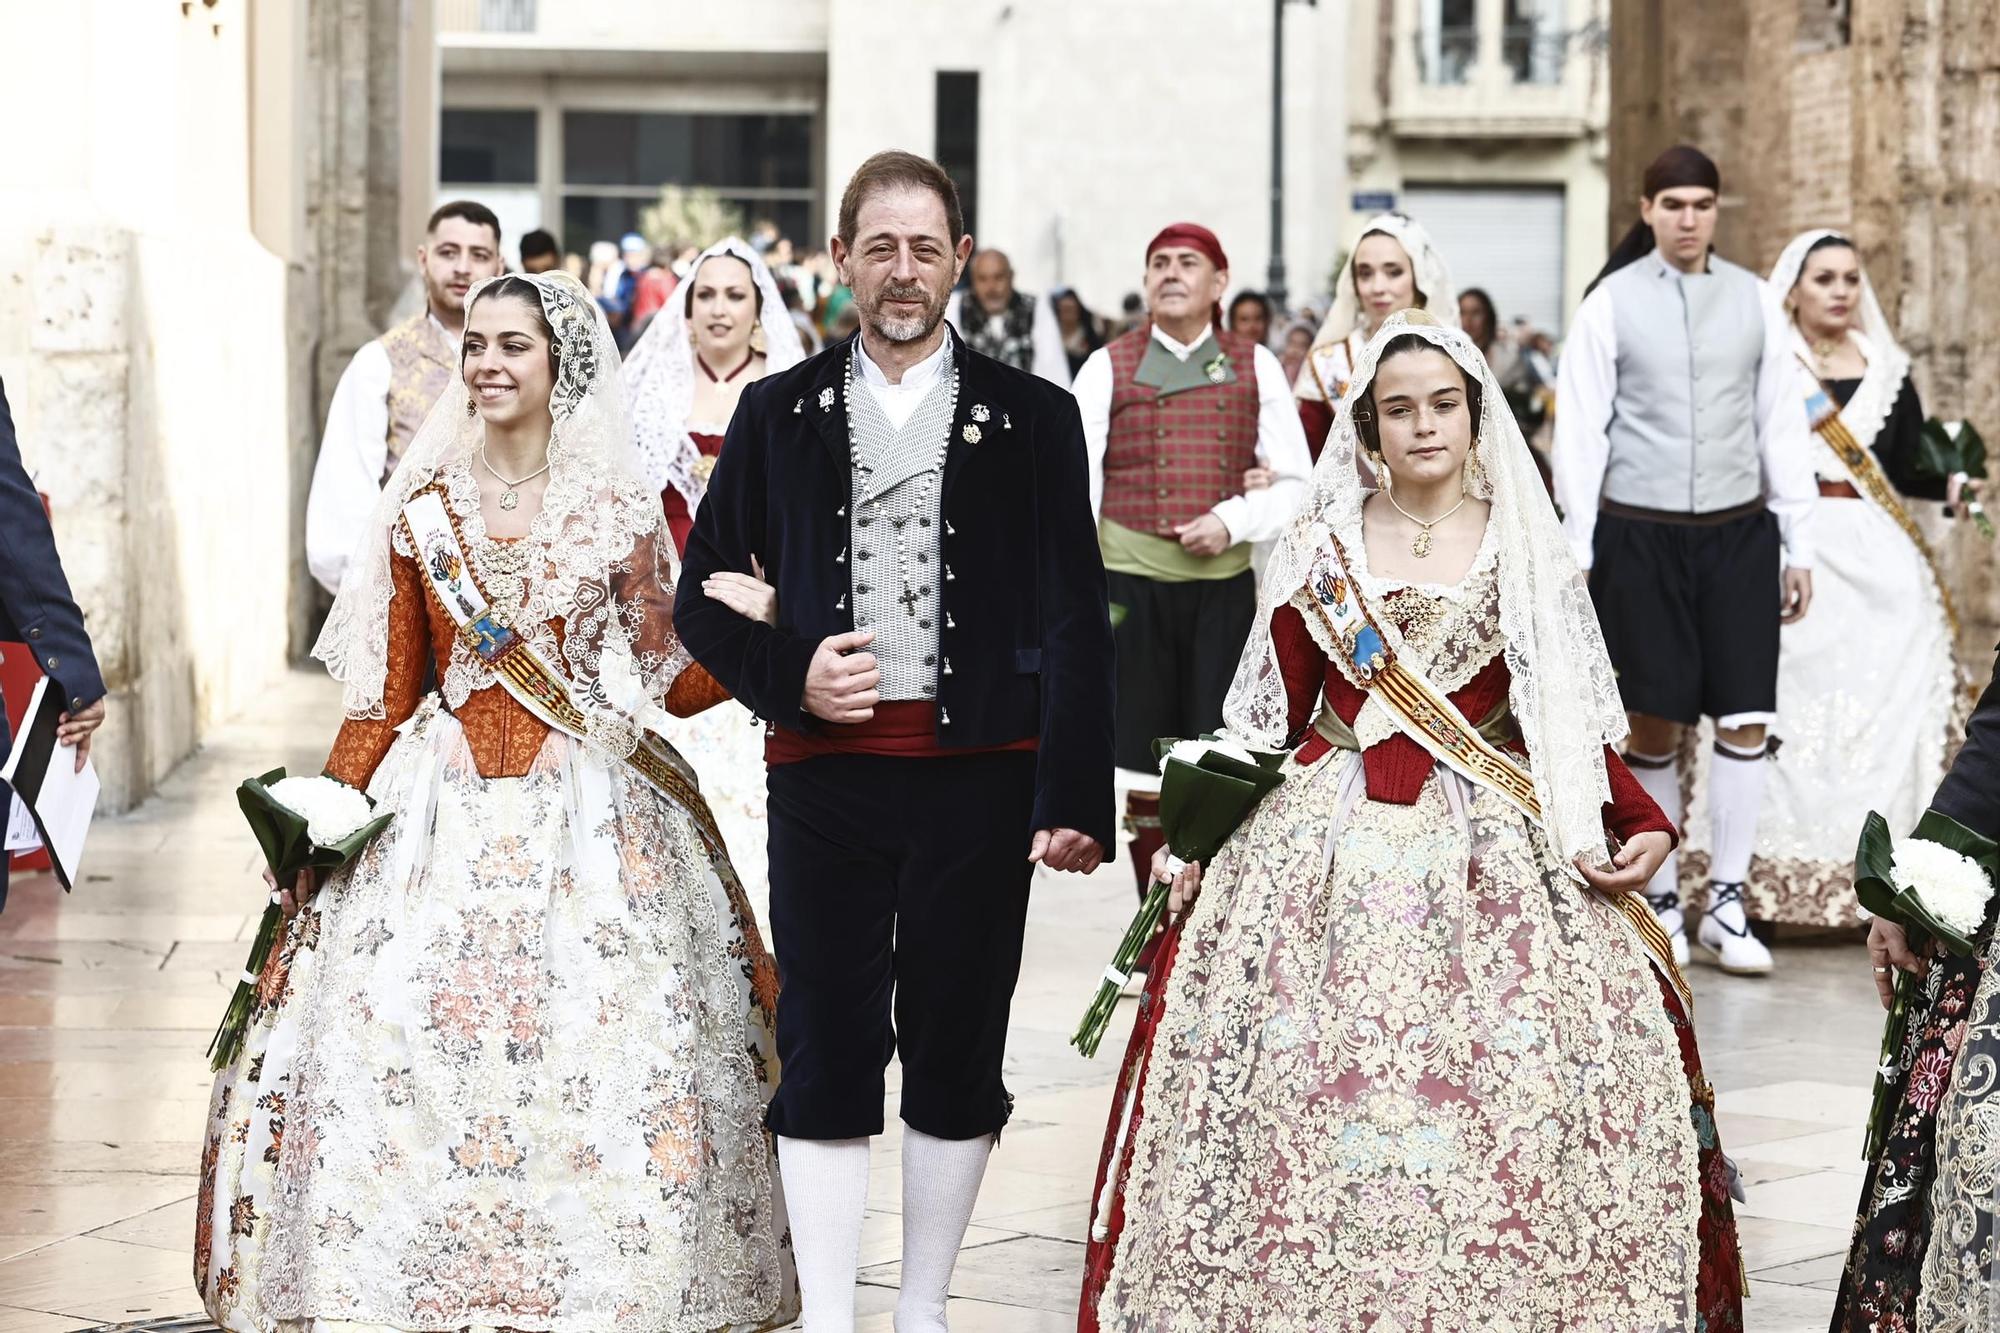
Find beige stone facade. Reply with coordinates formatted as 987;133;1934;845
1610;0;2000;663
0;0;429;810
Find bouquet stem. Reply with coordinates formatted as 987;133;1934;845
1072;881;1171;1058
205;899;286;1073
1863;968;1915;1163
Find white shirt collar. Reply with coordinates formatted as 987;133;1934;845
855;328;953;392
1150;322;1216;362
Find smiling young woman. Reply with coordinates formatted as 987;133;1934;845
196;271;798;1333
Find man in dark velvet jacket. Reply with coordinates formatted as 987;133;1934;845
0;378;107;911
674;151;1114;1331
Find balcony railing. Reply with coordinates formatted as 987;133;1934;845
1416;24;1479;85
437;0;537;34
1502;22;1567;83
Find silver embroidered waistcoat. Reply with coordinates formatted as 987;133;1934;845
847;351;958;701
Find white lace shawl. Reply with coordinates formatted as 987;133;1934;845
314;270;687;760
1765;227;1911;457
1228;312;1625;877
1293;212;1460;401
623;237;806;504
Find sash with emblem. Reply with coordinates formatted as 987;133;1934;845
398;487;729;858
1299;529;1695;1006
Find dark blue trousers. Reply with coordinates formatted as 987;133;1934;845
763;750;1036;1141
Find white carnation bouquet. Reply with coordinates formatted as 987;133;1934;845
205;768;393;1071
1854;807;2000;1159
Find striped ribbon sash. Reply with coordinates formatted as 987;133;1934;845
399;487;728;859
1800;359;1960;638
1302;531;1694;1006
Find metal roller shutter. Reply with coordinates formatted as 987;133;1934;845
1402;184;1567;336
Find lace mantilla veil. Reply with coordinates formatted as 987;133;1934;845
1293;212;1460;399
623;237;806;505
1765;227;1911;450
314;270;687;760
1228;310;1628;875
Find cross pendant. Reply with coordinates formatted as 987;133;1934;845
898;585;922;617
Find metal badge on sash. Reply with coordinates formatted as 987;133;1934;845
398;488;729;859
1301;531;1694;1005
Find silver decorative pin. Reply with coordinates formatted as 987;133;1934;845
962;424;982;444
971;403;991;423
818;387;836;412
794;398;805;414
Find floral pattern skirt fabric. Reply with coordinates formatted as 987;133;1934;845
1094;748;1702;1332
195;701;796;1333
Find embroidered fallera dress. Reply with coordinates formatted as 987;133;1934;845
1085;518;1743;1332
1678;359;1959;927
195;461;795;1333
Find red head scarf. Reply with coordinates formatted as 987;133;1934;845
1145;223;1230;331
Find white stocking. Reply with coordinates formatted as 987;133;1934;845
894;1127;994;1332
1625;749;1682;909
1708;737;1769;893
778;1135;871;1331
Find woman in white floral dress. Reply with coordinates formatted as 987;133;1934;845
1084;313;1744;1332
194;271;797;1332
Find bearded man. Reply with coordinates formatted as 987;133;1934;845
674;149;1115;1333
305;199;504;593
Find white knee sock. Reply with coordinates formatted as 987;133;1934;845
1625;750;1682;910
778;1135;871;1331
1708;737;1769;892
894;1127;994;1332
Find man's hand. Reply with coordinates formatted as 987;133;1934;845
1029;828;1104;874
56;698;106;773
1574;829;1671;895
1780;567;1813;624
802;631;879;723
1174;513;1231;558
1868;917;1928;1009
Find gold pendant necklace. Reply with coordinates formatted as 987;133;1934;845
1385;489;1470;557
480;444;552;511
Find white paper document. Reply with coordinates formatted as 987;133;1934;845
1;676;99;888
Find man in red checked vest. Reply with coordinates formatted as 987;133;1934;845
1071;223;1311;962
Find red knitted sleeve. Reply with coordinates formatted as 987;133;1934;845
1603;745;1679;847
1271;603;1325;739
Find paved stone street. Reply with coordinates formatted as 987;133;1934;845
0;669;1874;1330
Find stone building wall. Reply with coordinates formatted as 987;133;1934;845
1609;0;2000;667
0;0;418;811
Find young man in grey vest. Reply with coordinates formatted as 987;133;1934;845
1553;145;1818;977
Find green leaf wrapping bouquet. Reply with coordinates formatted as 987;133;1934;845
1855;808;2000;1160
1070;735;1286;1058
1917;418;1993;537
205;768;393;1072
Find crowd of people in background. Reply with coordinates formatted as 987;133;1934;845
519;220;1566;425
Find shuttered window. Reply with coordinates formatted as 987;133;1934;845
1402;184;1568;335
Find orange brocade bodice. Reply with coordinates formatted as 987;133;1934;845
323;544;729;790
